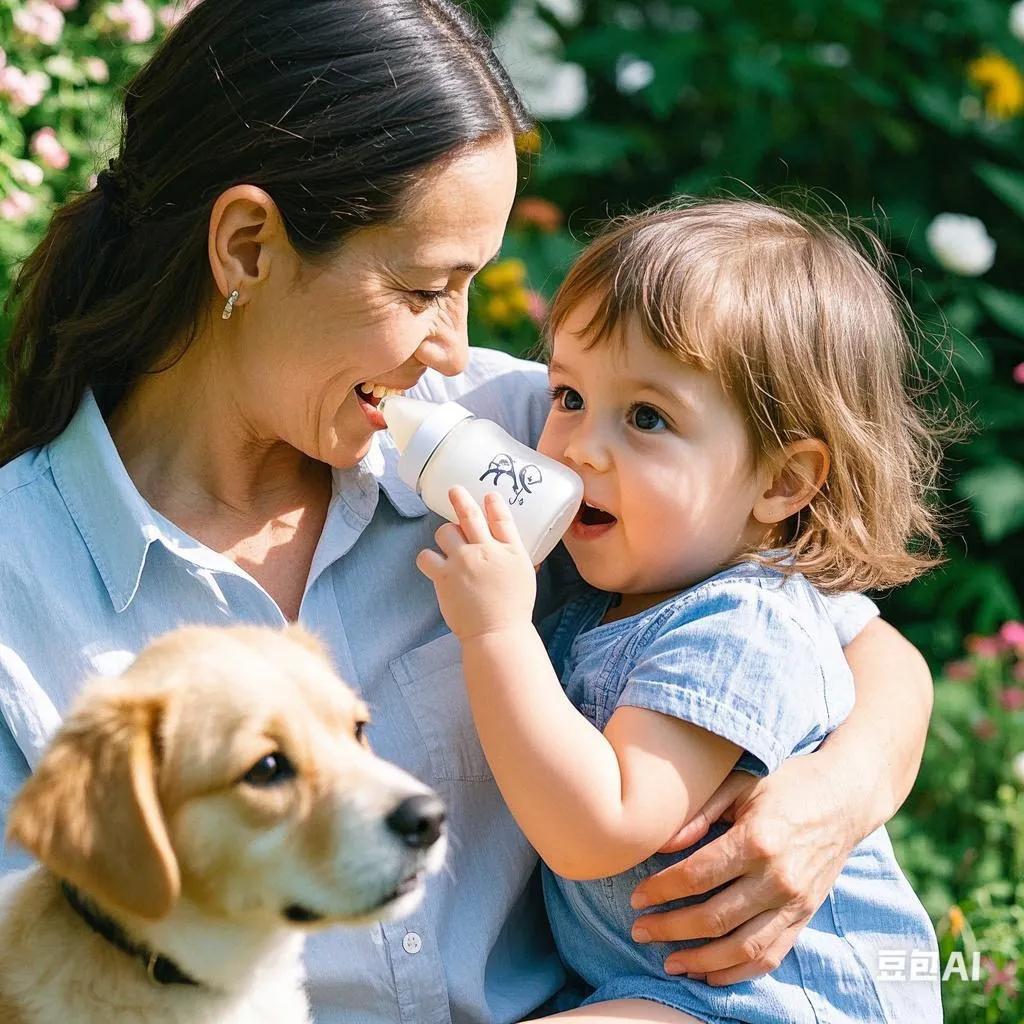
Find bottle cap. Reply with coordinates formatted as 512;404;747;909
379;395;474;492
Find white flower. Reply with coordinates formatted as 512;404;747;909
1011;1;1024;42
494;3;588;120
1013;751;1024;786
12;160;44;187
82;57;109;83
616;56;655;95
0;189;37;222
537;0;581;26
926;213;996;276
13;0;65;46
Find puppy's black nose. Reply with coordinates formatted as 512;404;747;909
387;793;446;848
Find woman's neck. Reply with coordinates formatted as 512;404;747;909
107;340;329;525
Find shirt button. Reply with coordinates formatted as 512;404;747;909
402;932;422;955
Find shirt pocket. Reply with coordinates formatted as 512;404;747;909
388;631;493;783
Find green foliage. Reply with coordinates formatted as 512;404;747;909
890;629;1024;1019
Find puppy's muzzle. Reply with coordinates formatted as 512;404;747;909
386;793;446;850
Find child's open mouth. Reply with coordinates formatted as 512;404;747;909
572;500;617;540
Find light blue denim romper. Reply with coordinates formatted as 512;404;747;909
540;561;942;1023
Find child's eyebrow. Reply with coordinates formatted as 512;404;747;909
629;377;698;414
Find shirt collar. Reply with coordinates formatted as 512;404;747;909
48;391;428;614
47;389;163;614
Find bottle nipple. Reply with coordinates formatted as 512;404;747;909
378;395;437;453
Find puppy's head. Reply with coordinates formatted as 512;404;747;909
7;625;445;927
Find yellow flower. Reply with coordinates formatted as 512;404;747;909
516;128;542;155
479;258;527;292
485;294;515;327
948;905;966;938
968;52;1024;119
506;287;530;315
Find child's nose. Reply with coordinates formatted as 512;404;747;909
563;422;612;473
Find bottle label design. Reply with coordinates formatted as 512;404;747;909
479;453;544;506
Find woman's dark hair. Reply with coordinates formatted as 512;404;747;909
0;0;531;464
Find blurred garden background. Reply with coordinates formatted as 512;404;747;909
1;0;1023;1018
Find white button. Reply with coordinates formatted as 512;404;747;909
402;932;422;955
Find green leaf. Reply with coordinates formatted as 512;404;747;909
977;286;1024;340
958;463;1024;542
908;80;967;135
976;162;1024;220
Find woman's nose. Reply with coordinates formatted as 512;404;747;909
414;301;470;377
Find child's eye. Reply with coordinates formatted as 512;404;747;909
629;404;666;432
548;385;584;411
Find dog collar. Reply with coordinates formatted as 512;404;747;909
61;881;202;987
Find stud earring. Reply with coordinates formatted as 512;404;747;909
221;289;240;320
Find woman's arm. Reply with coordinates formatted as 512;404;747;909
418;487;740;880
627;617;933;984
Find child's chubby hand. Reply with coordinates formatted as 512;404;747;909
416;485;537;642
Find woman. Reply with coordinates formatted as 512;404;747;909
0;2;933;1022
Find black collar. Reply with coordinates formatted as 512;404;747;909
61;881;202;987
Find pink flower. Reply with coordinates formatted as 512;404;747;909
972;717;998;741
13;0;65;46
11;160;44;188
0;66;50;114
30;128;70;171
945;660;976;681
966;633;1005;658
999;686;1024;712
526;290;549;327
48;0;79;9
982;957;1018;998
1014;363;1024;385
1001;621;1024;650
82;57;109;84
0;190;38;222
159;0;202;29
105;0;156;44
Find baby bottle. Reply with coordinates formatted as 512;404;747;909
379;395;583;564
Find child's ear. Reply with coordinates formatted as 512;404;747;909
752;439;830;526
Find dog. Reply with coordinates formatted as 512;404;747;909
0;624;446;1023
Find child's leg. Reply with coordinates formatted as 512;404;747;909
525;998;704;1023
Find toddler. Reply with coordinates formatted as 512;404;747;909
416;199;943;1023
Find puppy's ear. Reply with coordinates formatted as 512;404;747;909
6;682;179;920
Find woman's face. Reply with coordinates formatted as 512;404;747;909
218;136;518;468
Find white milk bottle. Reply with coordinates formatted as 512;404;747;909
379;395;583;564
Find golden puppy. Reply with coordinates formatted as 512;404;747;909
0;624;446;1024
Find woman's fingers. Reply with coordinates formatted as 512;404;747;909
483;491;523;547
631;876;764;945
662;904;802;978
702;922;806;986
631;822;748;910
657;771;756;853
448;486;491;544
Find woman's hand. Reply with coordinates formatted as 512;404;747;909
629;755;866;986
416;486;537;641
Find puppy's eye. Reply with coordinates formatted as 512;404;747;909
242;752;295;787
354;720;369;743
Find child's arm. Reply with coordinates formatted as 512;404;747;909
416;487;741;880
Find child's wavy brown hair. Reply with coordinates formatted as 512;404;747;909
546;196;949;593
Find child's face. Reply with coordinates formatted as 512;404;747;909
538;296;771;599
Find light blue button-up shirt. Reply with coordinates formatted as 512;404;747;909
0;347;878;1023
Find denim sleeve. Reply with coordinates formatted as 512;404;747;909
822;591;880;647
616;582;827;777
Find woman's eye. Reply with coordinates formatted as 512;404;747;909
549;385;584;411
410;289;448;306
242;752;296;787
630;404;666;431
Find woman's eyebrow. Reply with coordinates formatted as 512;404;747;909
405;250;503;276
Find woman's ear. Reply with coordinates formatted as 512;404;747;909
752;439;830;526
